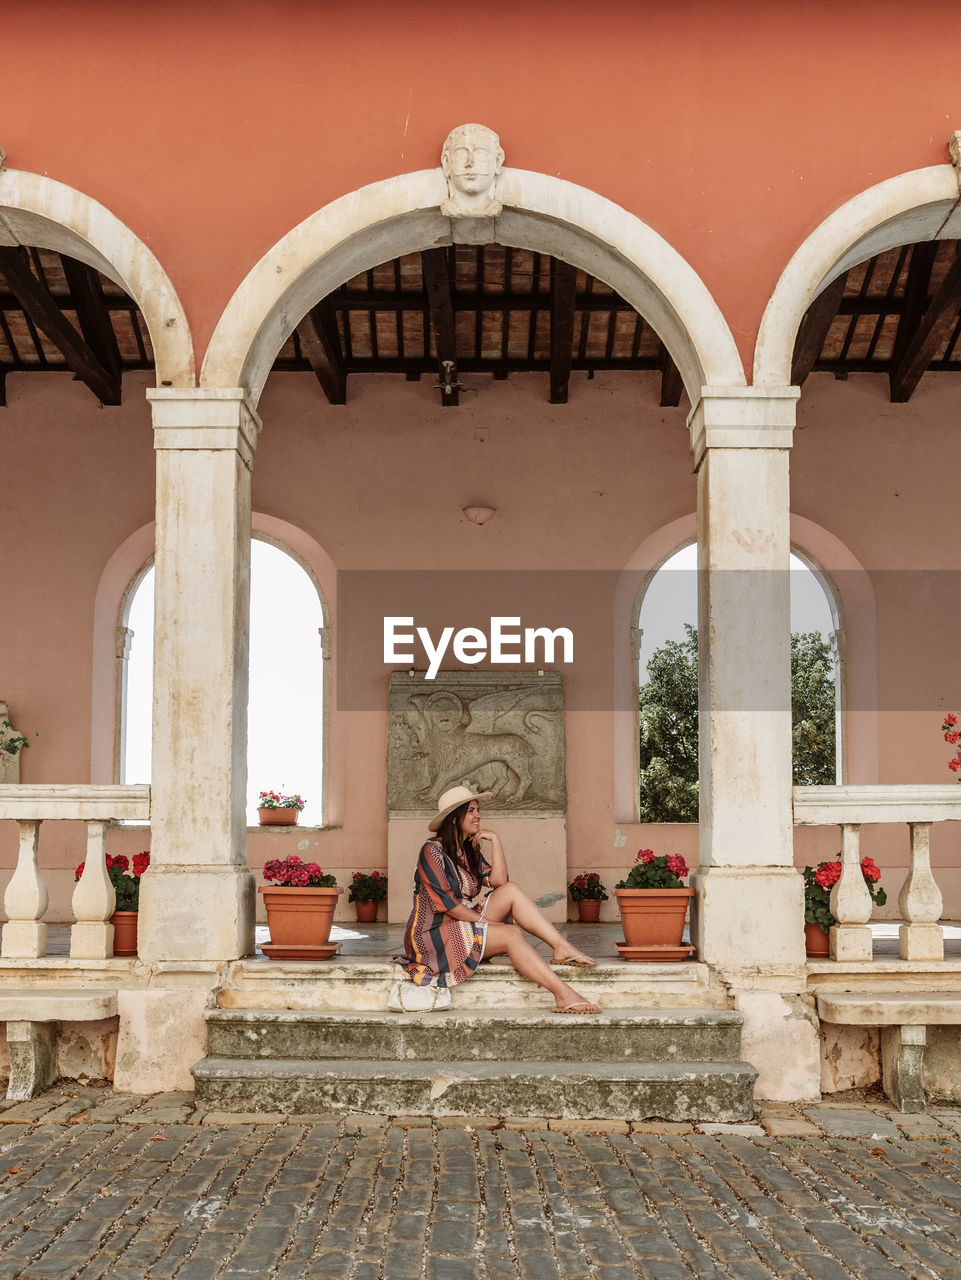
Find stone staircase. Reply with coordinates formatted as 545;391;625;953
189;962;757;1116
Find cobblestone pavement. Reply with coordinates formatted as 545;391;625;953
0;1087;960;1279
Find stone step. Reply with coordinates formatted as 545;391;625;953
220;956;714;1011
205;1007;745;1064
191;1056;758;1122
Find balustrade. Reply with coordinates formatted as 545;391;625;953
0;785;150;959
794;785;961;962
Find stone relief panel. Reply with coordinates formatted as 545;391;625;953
388;672;566;817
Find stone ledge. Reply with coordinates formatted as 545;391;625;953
0;988;118;1021
817;990;961;1025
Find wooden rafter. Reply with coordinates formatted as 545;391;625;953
421;248;459;407
659;350;684;407
549;258;577;403
59;256;123;380
791;272;848;386
0;247;121;404
890;246;961;402
888;243;936;401
296;298;347;405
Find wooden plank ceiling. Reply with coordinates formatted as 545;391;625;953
3;241;961;408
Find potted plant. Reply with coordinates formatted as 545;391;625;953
258;855;341;959
803;856;887;956
348;870;387;923
0;706;31;783
567;872;608;922
73;851;150;956
943;713;960;775
257;790;306;826
613;848;694;959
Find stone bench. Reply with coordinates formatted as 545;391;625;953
0;989;118;1102
816;990;961;1113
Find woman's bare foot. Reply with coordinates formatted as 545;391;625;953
551;946;596;968
553;982;600;1014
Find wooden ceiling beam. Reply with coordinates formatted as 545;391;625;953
0;247;121;404
333;288;632;313
890;246;961;402
296;298;347;405
887;242;937;402
421;248;459;407
59;256;123;380
659;350;684;407
791;272;848;386
549;259;577;403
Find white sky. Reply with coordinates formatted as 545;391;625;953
638;544;834;680
124;541;326;825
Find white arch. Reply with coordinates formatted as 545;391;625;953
755;164;961;386
0;166;194;386
202;166;745;404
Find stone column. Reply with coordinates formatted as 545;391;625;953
139;388;260;962
690;388;804;970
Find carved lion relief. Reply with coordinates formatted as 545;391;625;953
387;672;565;817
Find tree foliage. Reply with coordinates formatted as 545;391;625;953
638;625;836;822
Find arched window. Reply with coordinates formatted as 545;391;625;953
636;543;839;821
121;539;327;825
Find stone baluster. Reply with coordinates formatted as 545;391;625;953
899;821;944;961
70;821;116;959
1;820;48;958
829;822;873;961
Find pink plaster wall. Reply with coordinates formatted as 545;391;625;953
3;1;961;370
2;365;960;921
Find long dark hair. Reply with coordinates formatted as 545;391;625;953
436;802;483;883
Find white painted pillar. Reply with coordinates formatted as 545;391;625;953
139;388;260;962
690;388;804;969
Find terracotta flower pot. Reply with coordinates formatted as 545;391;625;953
111;910;139;957
804;921;831;957
258;886;342;959
258;808;299;826
576;899;601;923
354;900;378;923
614;887;695;960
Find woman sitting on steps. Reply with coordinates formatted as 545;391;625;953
395;785;600;1014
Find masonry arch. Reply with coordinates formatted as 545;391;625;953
201;162;745;404
91;514;341;823
0;164;194;386
612;514;877;819
754;161;961;386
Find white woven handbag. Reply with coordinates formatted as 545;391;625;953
387;980;452;1012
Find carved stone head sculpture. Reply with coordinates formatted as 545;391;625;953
441;123;505;219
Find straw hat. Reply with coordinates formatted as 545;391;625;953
427;785;493;832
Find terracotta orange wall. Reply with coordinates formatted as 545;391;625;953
3;365;961;918
3;0;961;369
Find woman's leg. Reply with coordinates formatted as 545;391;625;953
484;922;599;1012
483;883;595;965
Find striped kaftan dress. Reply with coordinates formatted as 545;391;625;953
395;840;493;988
